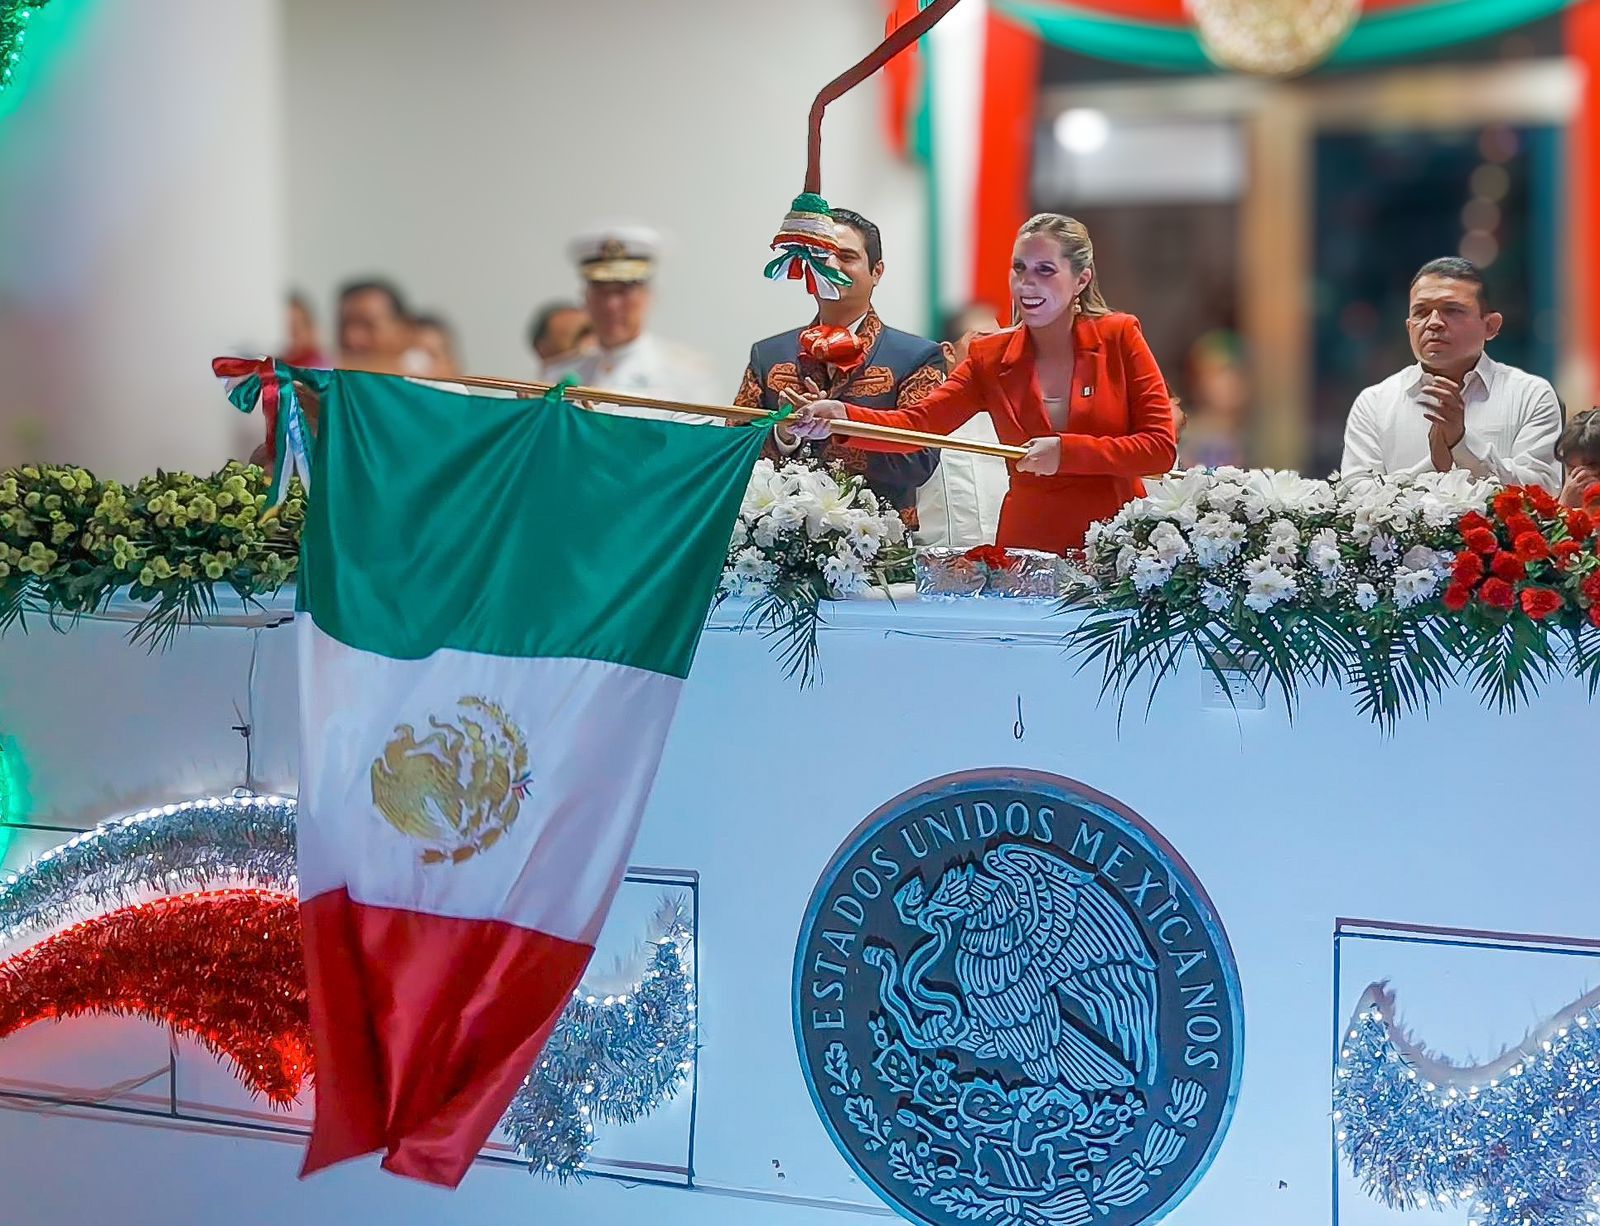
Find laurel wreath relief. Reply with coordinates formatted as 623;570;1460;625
824;1017;1209;1225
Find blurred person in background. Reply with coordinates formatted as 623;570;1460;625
1341;257;1560;491
410;313;462;380
914;303;1010;546
1176;330;1249;470
944;304;1002;367
1557;410;1600;509
734;208;940;526
528;302;594;378
545;226;717;425
248;290;330;466
337;277;415;375
281;291;329;369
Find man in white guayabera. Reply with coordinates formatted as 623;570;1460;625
1341;257;1561;493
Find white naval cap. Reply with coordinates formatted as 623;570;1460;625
569;224;660;284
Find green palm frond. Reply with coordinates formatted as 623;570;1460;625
724;576;827;688
1458;615;1558;714
1566;622;1600;698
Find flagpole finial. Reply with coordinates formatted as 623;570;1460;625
762;0;966;294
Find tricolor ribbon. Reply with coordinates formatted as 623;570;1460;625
764;246;852;301
212;356;318;509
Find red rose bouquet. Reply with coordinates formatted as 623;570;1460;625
1441;485;1600;706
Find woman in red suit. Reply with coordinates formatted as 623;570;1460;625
788;214;1178;554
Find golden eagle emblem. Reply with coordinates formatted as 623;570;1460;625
370;696;532;866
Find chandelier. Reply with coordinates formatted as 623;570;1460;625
1186;0;1361;76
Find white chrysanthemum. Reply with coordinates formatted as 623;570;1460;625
1392;566;1440;608
823;543;867;596
1308;527;1342;578
1200;583;1231;613
1147;521;1191;565
1368;533;1399;564
1369;489;1411;530
1401;544;1446;577
1133;554;1174;593
1413;468;1493;529
1243;557;1297;612
730;520;749;548
1389;491;1427;534
1116;544;1139;579
1264;518;1301;566
1354;582;1379;611
769;496;808;534
846;513;884;560
1191;512;1246;569
752;519;779;550
733;546;770;581
1205;482;1246;515
1237;493;1270;524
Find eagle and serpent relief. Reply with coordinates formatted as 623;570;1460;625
793;771;1242;1226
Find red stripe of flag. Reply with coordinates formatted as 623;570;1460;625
299;888;592;1187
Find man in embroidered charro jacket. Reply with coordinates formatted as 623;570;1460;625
734;208;941;526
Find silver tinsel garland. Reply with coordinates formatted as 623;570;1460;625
0;796;697;1179
0;793;297;946
1335;984;1600;1226
502;917;696;1176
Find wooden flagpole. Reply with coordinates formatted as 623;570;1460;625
424;371;1029;462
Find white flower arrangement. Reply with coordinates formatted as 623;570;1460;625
1079;466;1488;618
722;458;906;600
1069;466;1503;725
720;457;909;682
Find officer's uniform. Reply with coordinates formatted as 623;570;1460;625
547;228;719;427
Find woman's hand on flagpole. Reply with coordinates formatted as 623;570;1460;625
1016;436;1062;475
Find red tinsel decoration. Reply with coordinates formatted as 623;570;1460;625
0;890;312;1106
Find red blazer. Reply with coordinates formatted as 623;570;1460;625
842;312;1177;554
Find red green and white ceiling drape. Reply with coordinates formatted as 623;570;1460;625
891;0;1600;366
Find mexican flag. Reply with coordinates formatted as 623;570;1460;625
288;371;765;1187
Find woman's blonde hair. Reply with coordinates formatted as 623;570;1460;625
1016;213;1112;318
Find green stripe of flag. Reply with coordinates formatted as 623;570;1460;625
300;372;764;678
